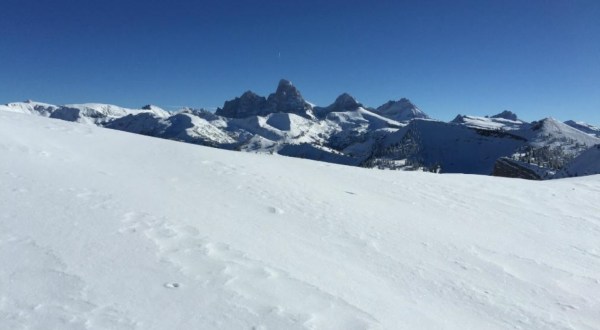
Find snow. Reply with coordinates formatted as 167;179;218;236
0;101;59;116
564;120;600;138
451;114;525;131
1;111;600;329
555;144;600;178
516;118;599;150
0;101;171;125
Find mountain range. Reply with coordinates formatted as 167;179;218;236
2;79;599;179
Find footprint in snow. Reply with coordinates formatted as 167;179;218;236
267;206;284;214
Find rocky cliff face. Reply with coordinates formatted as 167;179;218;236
216;91;268;118
215;80;314;119
266;79;314;118
492;158;543;180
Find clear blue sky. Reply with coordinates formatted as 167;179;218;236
1;0;599;123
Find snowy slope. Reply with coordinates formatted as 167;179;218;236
451;114;525;131
373;98;428;122
555;144;600;178
1;111;600;329
106;112;237;147
515;118;600;150
565;120;600;138
0;101;60;116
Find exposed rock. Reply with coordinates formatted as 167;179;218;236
491;110;518;121
215;91;269;118
265;79;313;118
451;114;467;124
314;93;362;117
215;80;313;119
492;158;542;180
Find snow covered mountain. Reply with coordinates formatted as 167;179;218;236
0;100;170;124
2;80;599;179
373;98;428;122
495;118;600;179
564;120;600;138
451;110;525;131
1;110;600;329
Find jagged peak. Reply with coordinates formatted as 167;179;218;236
491;110;518;121
240;90;260;98
398;97;413;104
378;98;416;109
272;79;302;98
267;79;312;116
277;79;293;89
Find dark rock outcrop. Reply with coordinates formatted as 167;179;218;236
492;157;542;180
265;79;313;118
491;110;518;121
215;91;268;118
314;93;362;117
215;80;313;119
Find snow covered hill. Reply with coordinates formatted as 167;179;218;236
1;111;600;329
0;100;170;124
555;144;600;178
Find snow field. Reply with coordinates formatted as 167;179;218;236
1;111;599;329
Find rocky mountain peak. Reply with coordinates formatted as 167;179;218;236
313;93;362;117
451;114;467;123
215;80;313;119
275;79;294;92
266;79;313;117
334;93;360;109
215;90;268;118
491;110;518;121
